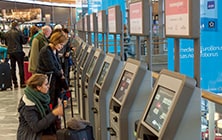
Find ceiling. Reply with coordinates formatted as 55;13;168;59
36;0;76;4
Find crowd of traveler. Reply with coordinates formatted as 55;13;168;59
1;21;75;139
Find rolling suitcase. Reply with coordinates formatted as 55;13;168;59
57;125;94;140
24;61;32;83
56;90;94;140
0;62;12;90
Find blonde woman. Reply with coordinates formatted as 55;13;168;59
36;29;68;110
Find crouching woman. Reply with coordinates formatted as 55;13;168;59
17;74;63;140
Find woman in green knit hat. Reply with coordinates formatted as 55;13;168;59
17;74;63;140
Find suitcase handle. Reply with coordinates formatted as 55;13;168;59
60;89;74;128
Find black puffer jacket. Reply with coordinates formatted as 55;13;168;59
17;95;57;140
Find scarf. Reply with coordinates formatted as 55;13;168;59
24;86;50;117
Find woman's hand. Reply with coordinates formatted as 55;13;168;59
52;99;63;116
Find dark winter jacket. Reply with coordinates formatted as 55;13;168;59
17;94;57;140
36;45;63;78
5;27;26;54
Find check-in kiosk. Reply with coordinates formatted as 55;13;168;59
136;69;201;140
78;45;96;119
108;58;152;140
92;53;124;140
73;36;83;57
75;42;88;114
76;42;88;66
83;48;105;123
70;37;83;100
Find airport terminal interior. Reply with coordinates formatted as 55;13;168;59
1;0;222;140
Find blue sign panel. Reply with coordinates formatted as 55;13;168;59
168;0;222;93
207;1;215;9
201;17;217;31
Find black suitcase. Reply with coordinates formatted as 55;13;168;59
56;125;94;140
0;62;12;90
56;90;94;140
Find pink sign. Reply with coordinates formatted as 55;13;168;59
90;14;94;31
129;1;143;34
84;16;87;31
98;11;102;32
165;0;188;15
130;2;142;19
165;0;190;36
108;8;115;21
108;7;117;33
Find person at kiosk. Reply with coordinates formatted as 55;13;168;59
36;30;69;130
17;74;63;140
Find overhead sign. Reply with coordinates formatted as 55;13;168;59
129;0;150;36
84;15;89;32
200;0;218;31
90;13;97;32
165;0;200;38
97;10;107;33
108;5;122;34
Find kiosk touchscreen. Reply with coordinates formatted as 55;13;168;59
92;53;124;140
83;49;105;124
78;46;95;119
108;58;152;140
136;69;201;140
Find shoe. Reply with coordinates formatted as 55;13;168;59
20;84;26;88
14;84;18;89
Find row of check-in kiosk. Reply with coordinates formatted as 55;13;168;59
72;36;201;140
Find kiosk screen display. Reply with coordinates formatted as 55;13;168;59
144;86;175;132
96;62;110;86
81;52;89;68
87;56;97;75
114;71;133;103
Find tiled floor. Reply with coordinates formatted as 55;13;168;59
0;85;78;140
0;88;23;140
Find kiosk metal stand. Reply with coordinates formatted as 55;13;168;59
78;46;95;119
82;49;105;124
108;58;152;140
92;53;124;140
136;69;201;140
75;42;88;115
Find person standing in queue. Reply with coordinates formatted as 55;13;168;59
5;21;27;88
36;29;68;110
29;25;52;74
58;28;72;86
28;25;39;57
17;74;63;140
36;30;68;130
